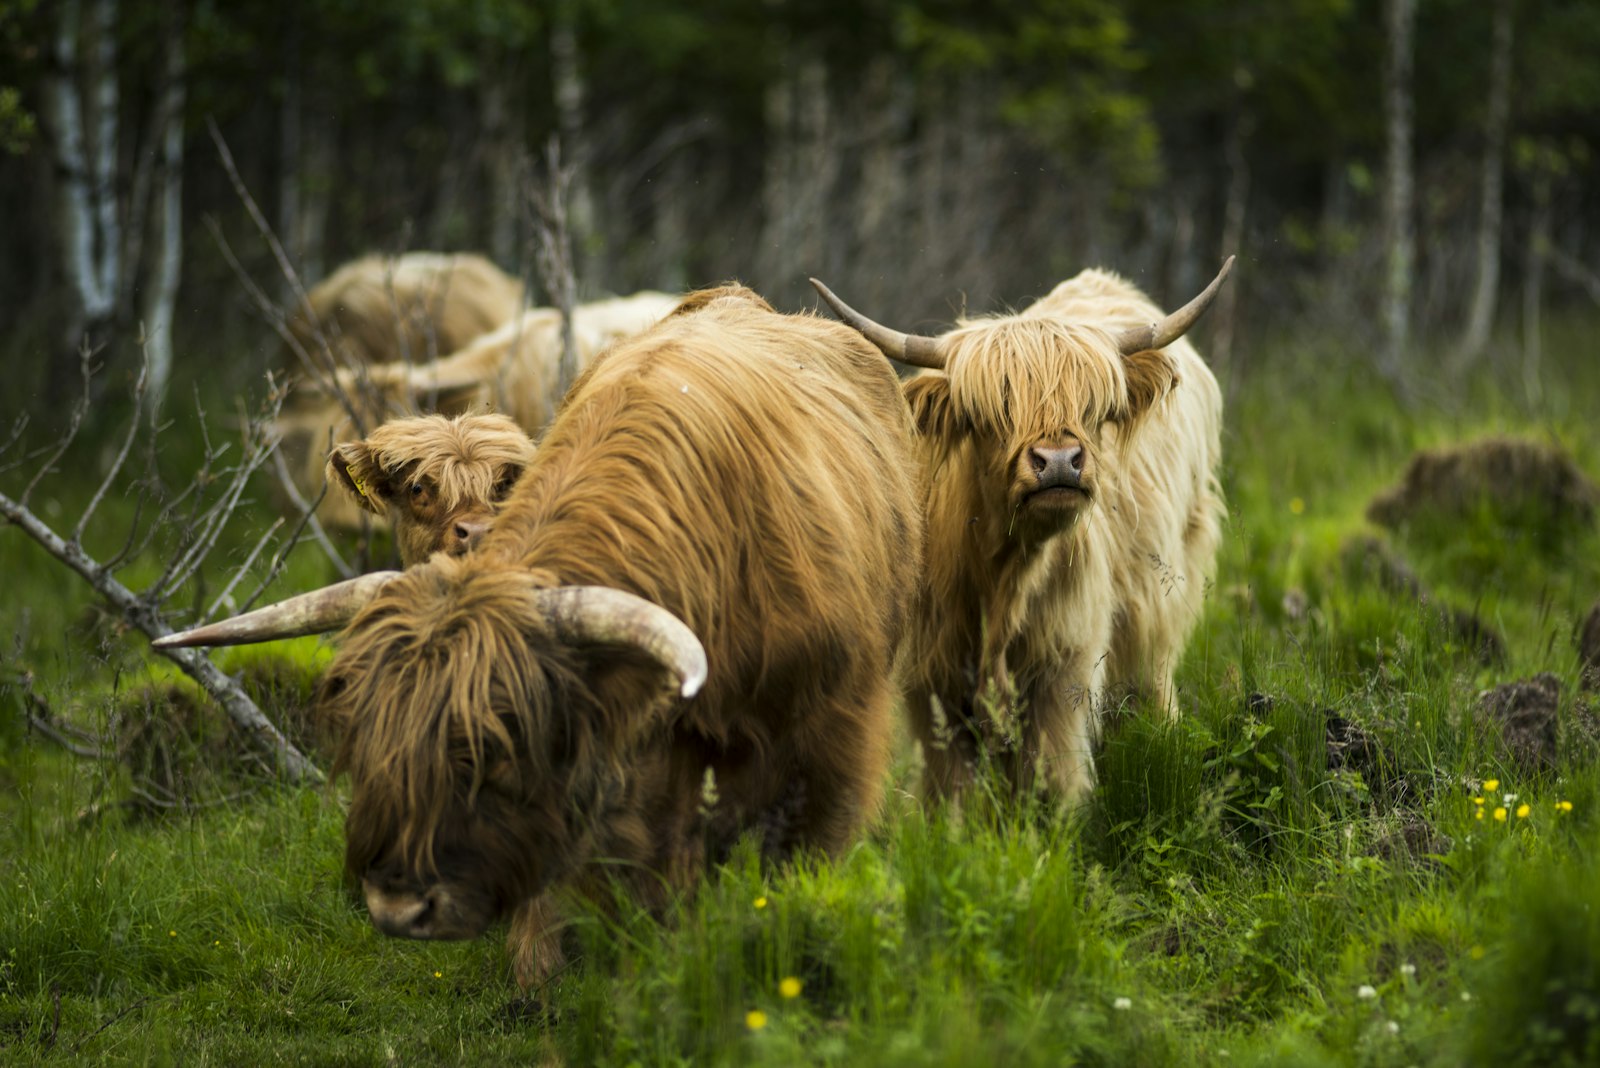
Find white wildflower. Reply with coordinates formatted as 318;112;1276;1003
1358;985;1378;999
1400;963;1416;977
1112;997;1132;1011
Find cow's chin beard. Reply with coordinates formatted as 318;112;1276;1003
1009;484;1093;539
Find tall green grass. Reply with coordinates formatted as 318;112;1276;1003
4;320;1600;1063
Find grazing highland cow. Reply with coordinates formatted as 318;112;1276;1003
282;252;524;376
159;285;921;986
274;292;679;532
813;259;1232;804
326;413;537;567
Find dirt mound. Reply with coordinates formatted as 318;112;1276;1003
1341;535;1507;665
1476;674;1562;774
1580;601;1600;692
1367;436;1599;532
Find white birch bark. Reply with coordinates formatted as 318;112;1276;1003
142;5;185;408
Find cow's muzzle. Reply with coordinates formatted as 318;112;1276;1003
1026;445;1085;498
363;879;483;941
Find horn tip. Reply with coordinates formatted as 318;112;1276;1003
680;662;708;699
152;632;197;650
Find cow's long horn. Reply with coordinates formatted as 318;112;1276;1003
532;586;708;699
1115;255;1237;356
809;278;947;370
152;571;404;649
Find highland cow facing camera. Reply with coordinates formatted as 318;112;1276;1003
325;413;536;567
814;259;1231;806
159;285;922;987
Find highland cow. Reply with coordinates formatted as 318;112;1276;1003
813;259;1232;804
283;252;524;377
159;285;921;986
274;291;679;533
326;413;537;567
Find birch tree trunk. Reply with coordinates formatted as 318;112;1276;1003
142;3;185;409
1381;0;1417;384
1461;0;1515;363
41;0;122;377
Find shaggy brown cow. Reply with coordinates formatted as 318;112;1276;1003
159;285;921;986
813;260;1231;805
283;252;524;376
326;413;536;567
274;291;679;533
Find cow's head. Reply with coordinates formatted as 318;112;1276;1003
152;560;708;942
812;259;1232;541
326;413;534;566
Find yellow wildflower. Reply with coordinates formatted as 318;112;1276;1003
1516;804;1530;819
1483;779;1500;792
1469;945;1486;960
754;896;768;910
1474;809;1484;820
1493;807;1507;822
168;930;176;938
746;1009;768;1031
1557;800;1574;813
434;971;442;979
779;977;802;999
1289;497;1305;515
1471;796;1484;805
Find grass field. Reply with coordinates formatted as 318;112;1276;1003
4;320;1600;1066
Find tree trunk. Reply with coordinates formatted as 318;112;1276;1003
1381;0;1416;384
1521;169;1550;406
142;3;185;409
550;1;596;288
1461;0;1515;363
1212;106;1253;372
276;0;302;298
482;75;523;270
298;109;333;283
41;0;121;374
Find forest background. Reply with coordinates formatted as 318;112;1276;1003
2;0;1598;410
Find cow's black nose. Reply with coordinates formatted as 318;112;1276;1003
1029;446;1083;489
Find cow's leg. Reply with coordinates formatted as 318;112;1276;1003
785;670;897;855
1021;658;1102;806
506;893;566;989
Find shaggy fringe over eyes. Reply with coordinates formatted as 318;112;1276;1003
322;558;581;874
363;413;535;511
941;319;1130;443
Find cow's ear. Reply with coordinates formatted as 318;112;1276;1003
569;643;679;752
903;373;967;439
326;441;389;516
1118;349;1180;423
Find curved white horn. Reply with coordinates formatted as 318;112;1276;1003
532;586;708;699
1115;256;1236;355
809;278;948;370
153;571;404;649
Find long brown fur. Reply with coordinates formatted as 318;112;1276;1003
325;413;536;567
903;268;1224;804
282;252;524;375
274;291;679;533
318;284;922;985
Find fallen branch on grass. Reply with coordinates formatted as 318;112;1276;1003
0;343;322;784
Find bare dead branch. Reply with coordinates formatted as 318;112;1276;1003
21;343;97;507
203;515;283;622
73;345;149;543
266;446;352;581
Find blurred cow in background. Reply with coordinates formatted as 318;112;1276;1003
272;290;680;533
281;252;524;377
813;259;1232;806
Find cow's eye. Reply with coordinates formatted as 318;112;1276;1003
410;483;425;498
